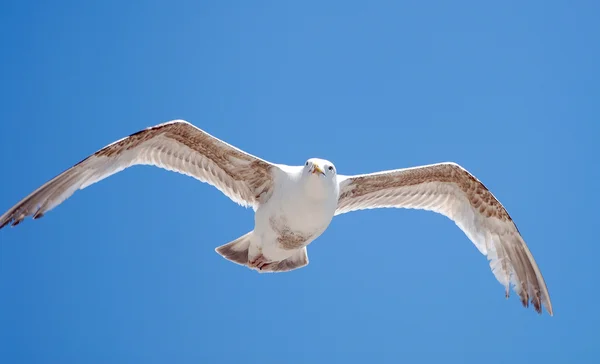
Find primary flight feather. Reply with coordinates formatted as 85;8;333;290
0;119;553;316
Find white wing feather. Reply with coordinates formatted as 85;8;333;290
336;162;553;316
0;120;277;228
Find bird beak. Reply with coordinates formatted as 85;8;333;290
312;164;325;176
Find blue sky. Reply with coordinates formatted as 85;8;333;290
0;0;598;362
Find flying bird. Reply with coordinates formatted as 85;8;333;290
0;120;552;315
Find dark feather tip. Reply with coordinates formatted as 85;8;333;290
532;300;542;314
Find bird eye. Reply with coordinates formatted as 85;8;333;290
305;161;309;166
328;166;334;171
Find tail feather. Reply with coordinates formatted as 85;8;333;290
216;232;309;273
215;232;252;266
259;247;309;273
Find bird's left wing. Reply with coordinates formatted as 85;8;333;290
1;120;278;229
335;162;553;316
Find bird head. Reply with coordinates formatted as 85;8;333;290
304;158;336;179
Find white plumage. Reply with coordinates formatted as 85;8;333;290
0;120;553;316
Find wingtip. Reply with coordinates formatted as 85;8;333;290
529;297;554;316
33;210;45;220
509;288;554;316
539;306;554;317
544;301;554;317
11;217;23;227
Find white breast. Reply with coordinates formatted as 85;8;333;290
253;166;339;251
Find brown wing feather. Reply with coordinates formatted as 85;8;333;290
336;162;553;316
0;120;276;229
337;163;510;220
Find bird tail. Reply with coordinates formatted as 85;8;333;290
215;231;252;266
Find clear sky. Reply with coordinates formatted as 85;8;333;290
0;1;598;363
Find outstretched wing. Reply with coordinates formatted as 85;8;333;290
1;120;277;228
336;162;553;316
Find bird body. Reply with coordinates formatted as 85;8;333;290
221;159;340;272
0;120;554;316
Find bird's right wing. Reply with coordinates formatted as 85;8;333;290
336;162;552;315
1;120;278;228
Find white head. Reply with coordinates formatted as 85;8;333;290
302;158;338;198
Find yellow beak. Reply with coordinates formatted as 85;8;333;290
312;164;325;175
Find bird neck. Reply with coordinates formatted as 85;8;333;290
302;176;335;201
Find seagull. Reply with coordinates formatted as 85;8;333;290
0;120;552;315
